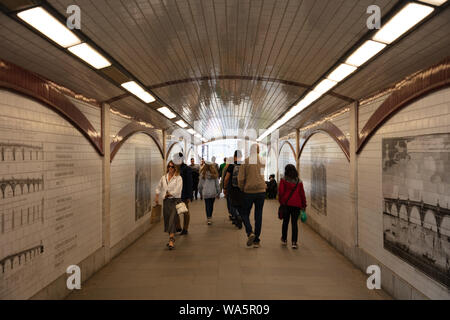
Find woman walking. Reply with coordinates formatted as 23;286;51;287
198;163;220;225
278;164;307;249
155;160;183;250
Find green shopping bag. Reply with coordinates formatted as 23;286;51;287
300;210;307;223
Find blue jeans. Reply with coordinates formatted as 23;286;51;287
204;198;215;218
226;196;231;214
240;192;265;242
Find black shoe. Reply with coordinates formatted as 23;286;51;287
246;233;256;247
180;229;188;235
176;228;182;233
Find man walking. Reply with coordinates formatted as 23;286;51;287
190;157;200;200
173;152;193;235
238;144;266;248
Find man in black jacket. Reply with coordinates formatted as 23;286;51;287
190;157;200;200
174;152;193;235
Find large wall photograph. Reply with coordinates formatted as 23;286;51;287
311;145;327;216
382;133;450;288
135;147;152;221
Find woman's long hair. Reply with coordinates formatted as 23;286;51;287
200;163;218;179
284;164;298;181
166;160;180;175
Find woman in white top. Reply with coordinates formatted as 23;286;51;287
155;160;183;249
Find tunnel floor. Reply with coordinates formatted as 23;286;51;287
66;198;391;300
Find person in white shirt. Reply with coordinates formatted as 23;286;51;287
155;160;183;250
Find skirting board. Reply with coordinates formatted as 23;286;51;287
305;216;428;300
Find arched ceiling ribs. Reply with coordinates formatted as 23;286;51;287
278;140;296;159
0;59;103;156
299;121;350;162
110;122;164;161
166;141;184;161
357;56;450;154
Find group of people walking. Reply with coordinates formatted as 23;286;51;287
155;145;307;250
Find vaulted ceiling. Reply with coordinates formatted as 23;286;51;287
1;0;449;140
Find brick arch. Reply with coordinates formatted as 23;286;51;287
0;59;103;155
298;121;350;162
166;141;184;161
358;57;450;154
278;140;296;159
110;121;163;162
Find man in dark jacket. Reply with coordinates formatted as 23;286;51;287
190;157;200;200
174;152;193;235
266;174;277;199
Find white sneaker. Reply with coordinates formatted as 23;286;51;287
207;218;212;225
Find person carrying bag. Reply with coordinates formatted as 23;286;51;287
278;164;307;249
155;160;183;250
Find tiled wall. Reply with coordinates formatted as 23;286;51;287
167;142;183;164
265;146;278;181
278;142;296;179
299;131;353;247
0;90;102;299
357;88;450;299
110;133;163;247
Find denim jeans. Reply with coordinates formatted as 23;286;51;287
204;198;215;218
226;196;231;214
240;192;265;242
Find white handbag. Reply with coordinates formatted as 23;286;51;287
176;202;188;215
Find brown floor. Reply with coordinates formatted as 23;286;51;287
67;198;391;300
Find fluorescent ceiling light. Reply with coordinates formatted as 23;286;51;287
175;120;188;128
373;3;434;44
17;7;81;48
327;64;357;82
187;129;196;135
121;81;155;103
345;40;387;67
157;107;176;119
67;43;111;69
418;0;447;6
313;79;338;95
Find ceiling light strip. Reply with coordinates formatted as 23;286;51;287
258;1;437;141
13;4;192;132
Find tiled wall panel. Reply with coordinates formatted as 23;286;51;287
331;108;350;138
357;88;450;299
300;132;353;247
167;142;183;163
110;112;131;140
110;133;163;247
66;96;102;134
0;90;102;299
358;94;390;131
278;142;296;179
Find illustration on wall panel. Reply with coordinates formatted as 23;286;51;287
0;141;45;280
382;133;450;288
311;146;327;216
135;147;152;221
